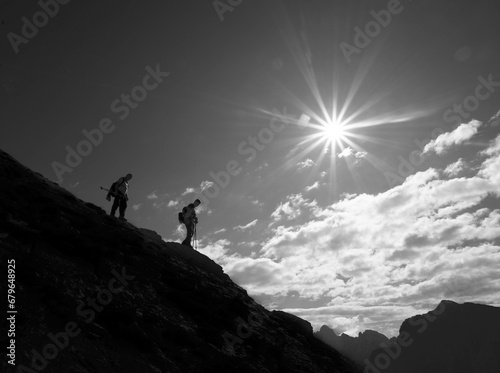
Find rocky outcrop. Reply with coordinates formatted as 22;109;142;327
315;326;389;365
365;300;500;373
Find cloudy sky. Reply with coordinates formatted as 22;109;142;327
1;0;500;337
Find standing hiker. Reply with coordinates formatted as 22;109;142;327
180;199;201;247
109;173;133;221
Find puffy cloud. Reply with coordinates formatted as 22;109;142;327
270;194;318;222
423;120;482;155
182;180;215;196
132;203;143;211
337;147;367;163
199;239;232;264
200;180;215;191
167;200;179;208
443;158;465;177
478;135;500;190
182;187;196;196
201;130;500;337
226;257;290;291
147;191;171;209
297;158;315;171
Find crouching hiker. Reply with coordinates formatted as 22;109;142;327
109;173;133;221
179;199;201;248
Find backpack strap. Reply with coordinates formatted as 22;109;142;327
117;177;126;187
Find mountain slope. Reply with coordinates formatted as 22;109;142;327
0;149;360;373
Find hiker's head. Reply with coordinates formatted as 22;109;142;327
194;199;201;207
125;173;133;181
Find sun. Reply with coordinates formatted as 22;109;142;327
321;119;346;143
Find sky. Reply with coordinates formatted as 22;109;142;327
1;0;500;338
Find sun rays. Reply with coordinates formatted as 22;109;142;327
253;9;444;199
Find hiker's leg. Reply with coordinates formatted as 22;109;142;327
111;196;120;216
119;196;127;218
182;223;193;246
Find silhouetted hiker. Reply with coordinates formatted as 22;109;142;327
109;173;133;221
181;199;200;247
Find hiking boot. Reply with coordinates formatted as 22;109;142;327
118;216;127;221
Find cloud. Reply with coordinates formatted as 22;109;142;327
199;134;500;336
214;228;227;234
478;136;500;190
489;110;500;126
132;203;143;211
182;180;215;196
167;200;179;208
153;201;165;209
297;159;315;171
146;190;172;209
182;187;196;196
423;119;482;155
251;199;264;207
270;194;318;223
234;219;258;231
226;257;290;289
200;180;214;191
337;147;367;160
298;113;311;127
173;223;185;239
443;158;465;177
305;181;319;192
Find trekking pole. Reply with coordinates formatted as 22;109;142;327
100;186;112;201
193;223;197;250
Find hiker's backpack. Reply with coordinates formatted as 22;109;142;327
108;182;119;197
108;178;125;197
178;211;184;224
